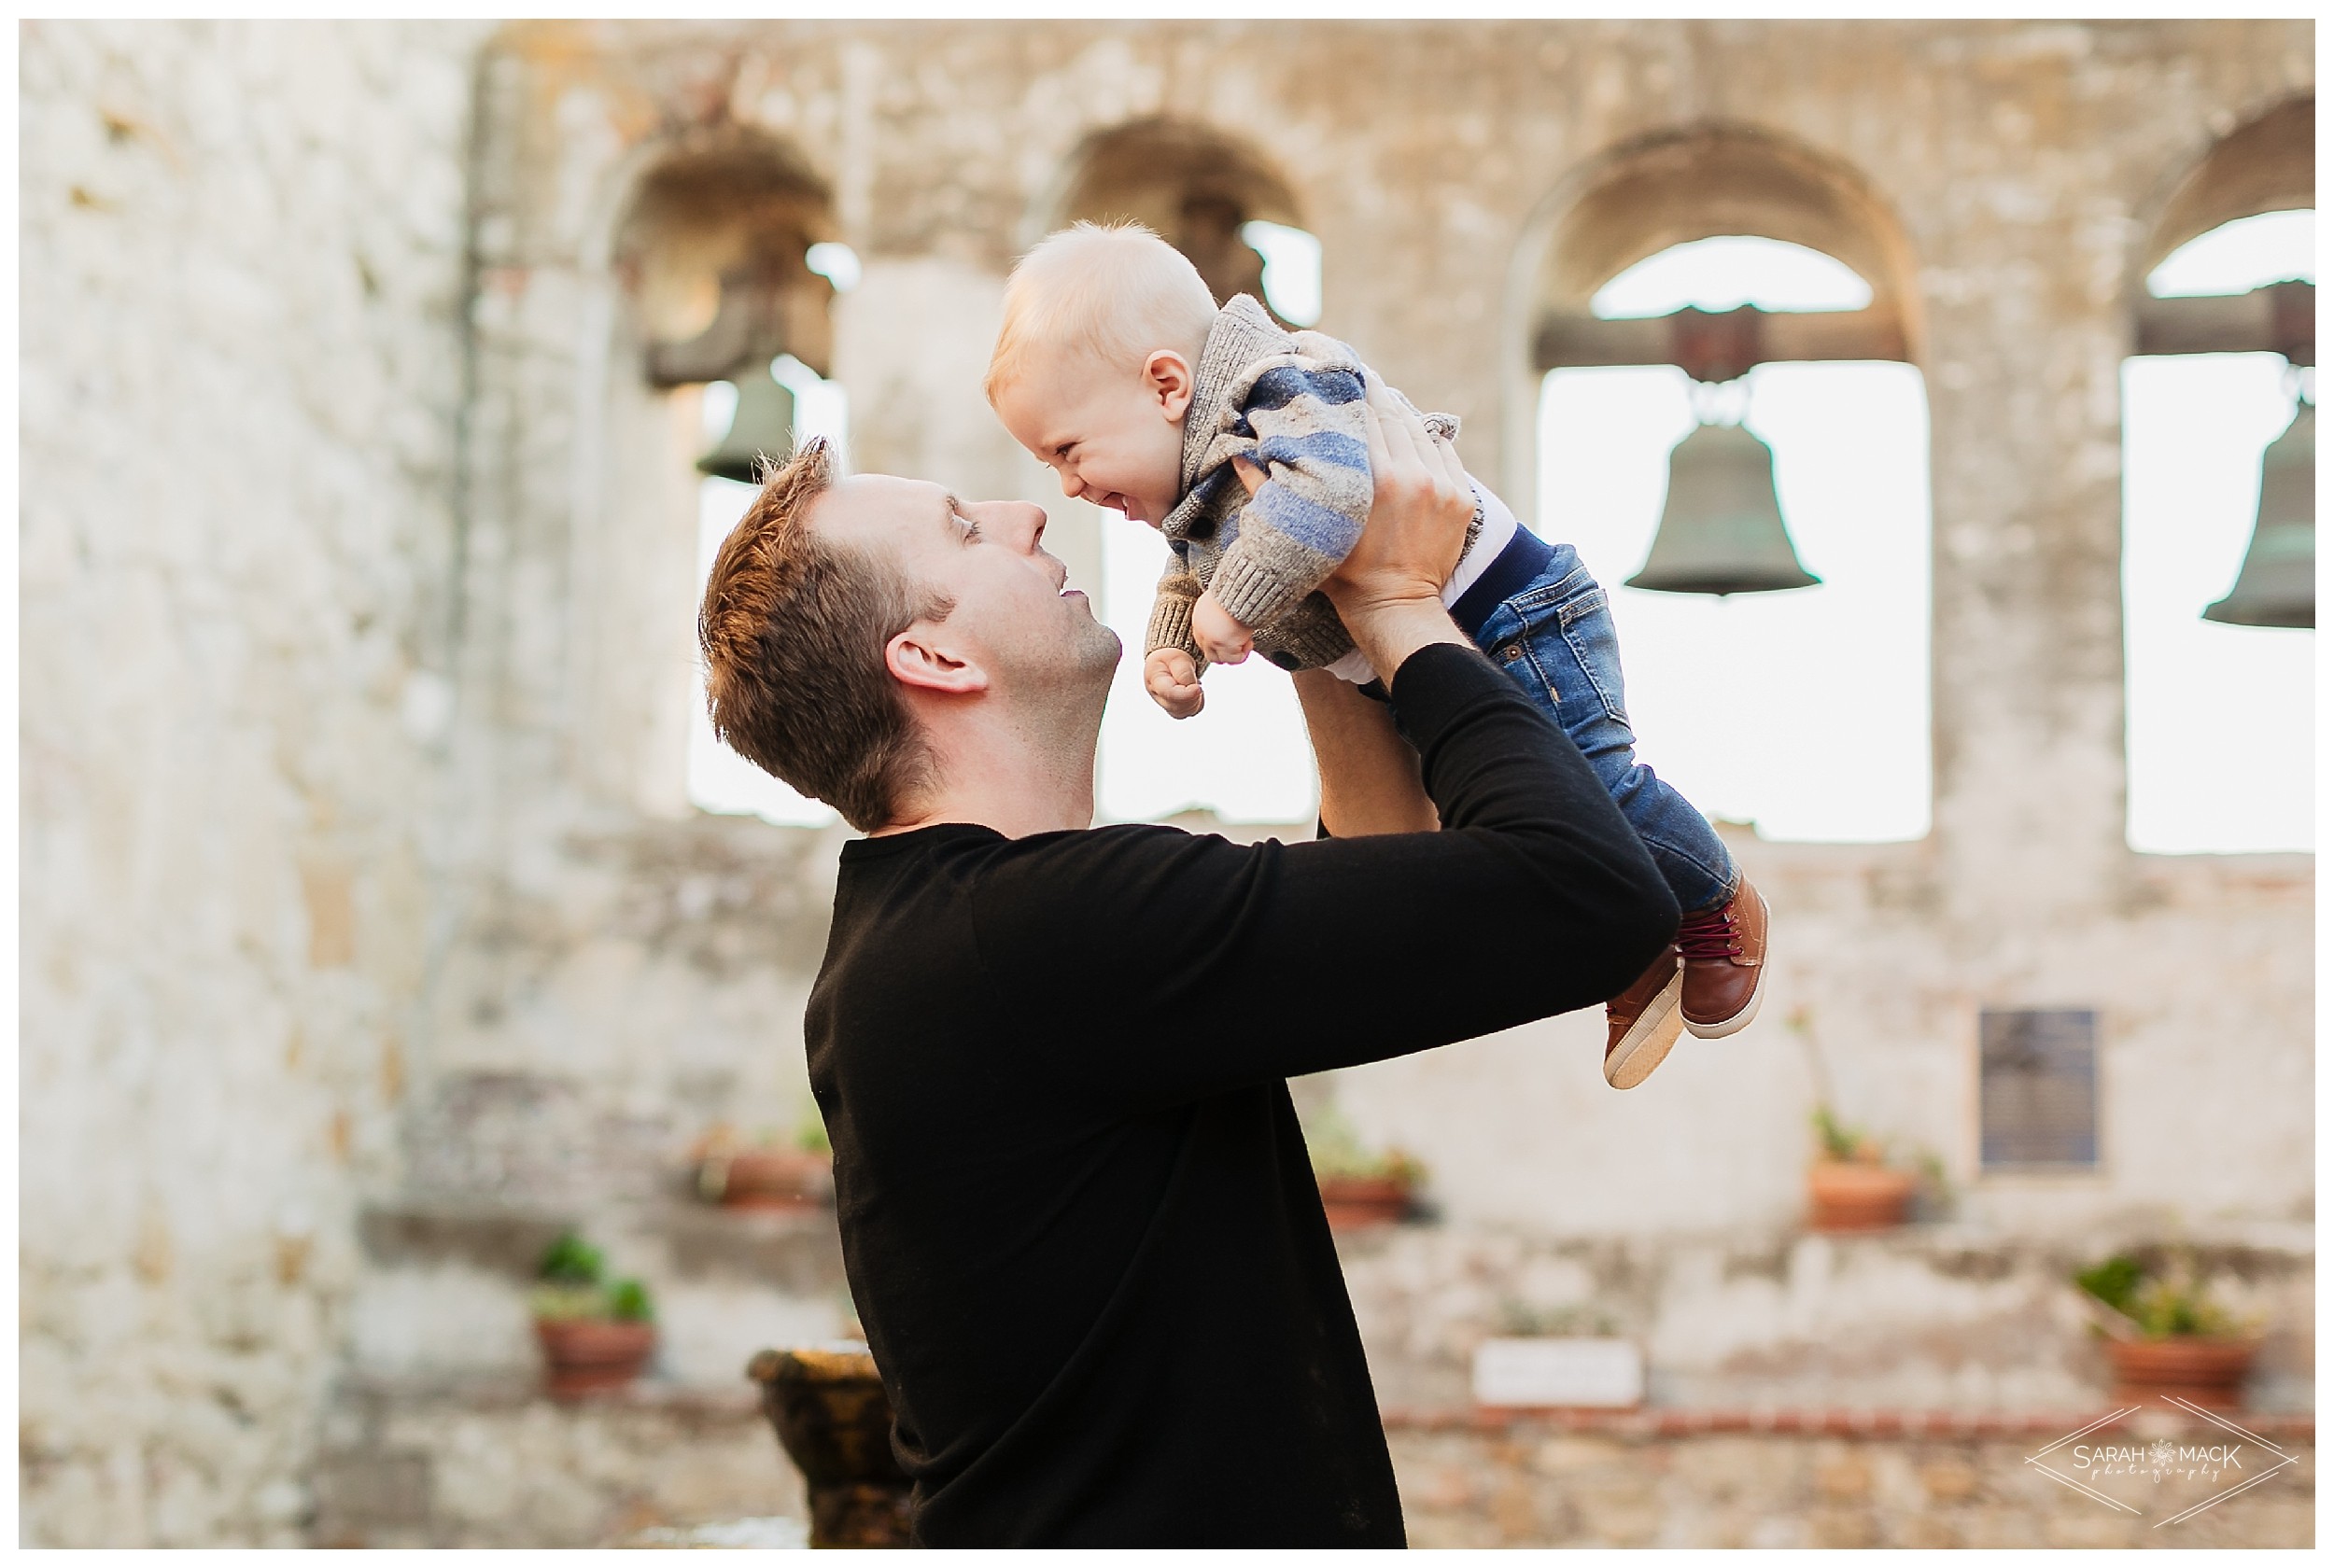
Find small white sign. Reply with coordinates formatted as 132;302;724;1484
1472;1337;1645;1409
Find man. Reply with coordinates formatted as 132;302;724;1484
696;389;1679;1546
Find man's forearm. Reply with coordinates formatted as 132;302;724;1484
1295;596;1469;834
1343;598;1469;691
1292;669;1437;836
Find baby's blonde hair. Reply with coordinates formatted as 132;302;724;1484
985;221;1219;404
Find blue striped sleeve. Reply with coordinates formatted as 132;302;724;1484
1245;364;1366;413
1251;480;1364;557
1252;429;1369;479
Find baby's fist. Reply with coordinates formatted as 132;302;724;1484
1144;648;1205;720
1191;591;1254;666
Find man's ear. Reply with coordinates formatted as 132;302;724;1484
886;622;988;697
1143;350;1195;423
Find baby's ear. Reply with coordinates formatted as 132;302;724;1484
1143;350;1195;421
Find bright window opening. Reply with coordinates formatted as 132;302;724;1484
2122;210;2313;856
1541;236;1931;844
2145;209;2313;298
686;363;852;829
1592;235;1873;319
805;242;862;293
1094;507;1318;825
1241;219;1323;328
1540;362;1932;843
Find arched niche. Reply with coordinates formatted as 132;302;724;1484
612;133;839;385
1503;122;1934;844
1047;118;1304;315
2130;96;2313;363
2140;95;2314;278
552;129;840;819
1521;123;1921;380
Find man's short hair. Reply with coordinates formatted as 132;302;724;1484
984;220;1218;404
697;439;953;833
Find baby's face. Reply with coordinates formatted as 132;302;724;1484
995;356;1188;527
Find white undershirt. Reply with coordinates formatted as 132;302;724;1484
1321;478;1520;685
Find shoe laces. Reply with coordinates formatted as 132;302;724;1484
1677;902;1740;961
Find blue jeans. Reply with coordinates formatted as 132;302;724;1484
1453;532;1738;917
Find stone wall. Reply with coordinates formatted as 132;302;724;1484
19;19;489;1546
1387;1411;2314;1547
439;15;2313;1270
19;18;2314;1547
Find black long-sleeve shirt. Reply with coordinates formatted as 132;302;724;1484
804;644;1679;1547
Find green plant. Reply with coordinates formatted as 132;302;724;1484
795;1113;832;1157
2129;1279;2234;1339
528;1283;612;1322
2074;1253;2242;1340
1810;1105;1866;1162
530;1231;654;1323
606;1277;655;1323
2074;1253;2144;1317
538;1231;605;1286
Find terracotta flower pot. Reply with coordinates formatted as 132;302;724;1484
1318;1175;1413;1231
748;1345;913;1547
534;1317;655;1400
1806;1160;1917;1233
714;1149;834;1211
2106;1336;2260;1411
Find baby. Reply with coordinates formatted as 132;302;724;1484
986;222;1766;1089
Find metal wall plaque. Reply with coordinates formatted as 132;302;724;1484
1979;1008;2099;1169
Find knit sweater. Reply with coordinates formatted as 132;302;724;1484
1146;294;1471;676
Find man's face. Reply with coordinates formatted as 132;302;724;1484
993;358;1187;527
808;472;1122;704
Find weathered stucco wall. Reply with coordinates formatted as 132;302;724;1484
449;13;2312;1239
20;18;2313;1547
19;19;490;1545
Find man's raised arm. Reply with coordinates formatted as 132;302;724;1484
964;391;1679;1112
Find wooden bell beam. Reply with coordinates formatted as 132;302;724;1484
1535;280;2316;381
1533;303;1909;383
2133;279;2314;366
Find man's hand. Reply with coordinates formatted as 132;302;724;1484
1324;382;1474;679
1191;591;1255;666
1324;380;1472;615
1227;388;1472;683
1144;647;1205;719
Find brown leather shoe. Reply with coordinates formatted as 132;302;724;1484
1604;945;1683;1089
1680;876;1768;1039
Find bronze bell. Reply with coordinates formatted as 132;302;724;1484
697;371;797;485
1626;420;1821;595
2202;399;2313;628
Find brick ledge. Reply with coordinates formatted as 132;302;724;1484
1383;1407;2314;1439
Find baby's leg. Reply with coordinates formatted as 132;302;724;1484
1459;534;1769;1048
1457;540;1736;917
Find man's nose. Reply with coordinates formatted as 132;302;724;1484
1018;504;1049;553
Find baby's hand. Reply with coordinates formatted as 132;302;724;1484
1191;591;1254;666
1144;648;1205;719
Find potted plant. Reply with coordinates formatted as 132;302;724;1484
1805;1105;1918;1232
1305;1106;1427;1231
529;1231;657;1400
2074;1252;2262;1410
694;1113;834;1211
